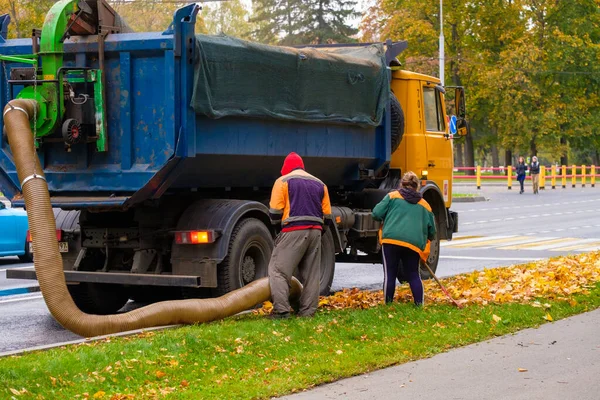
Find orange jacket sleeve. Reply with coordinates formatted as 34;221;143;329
322;185;332;219
269;178;286;223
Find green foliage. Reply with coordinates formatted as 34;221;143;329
363;0;600;166
251;0;359;45
202;0;254;40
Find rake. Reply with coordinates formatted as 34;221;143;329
422;261;463;309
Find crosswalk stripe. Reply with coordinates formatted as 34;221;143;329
441;235;515;247
447;236;533;249
500;237;580;251
552;239;600;252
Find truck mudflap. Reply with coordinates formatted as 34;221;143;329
448;210;458;235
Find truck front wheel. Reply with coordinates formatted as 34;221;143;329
214;218;272;296
420;220;440;279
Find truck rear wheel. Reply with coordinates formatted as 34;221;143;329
319;230;336;295
67;283;130;315
214;218;272;296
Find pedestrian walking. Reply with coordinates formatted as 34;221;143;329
516;156;528;194
372;172;436;306
267;152;332;319
530;156;540;194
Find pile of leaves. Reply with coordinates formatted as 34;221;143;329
256;252;600;313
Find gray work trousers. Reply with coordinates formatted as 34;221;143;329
268;229;321;316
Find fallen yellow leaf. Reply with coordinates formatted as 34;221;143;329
544;313;553;322
492;314;502;323
518;368;528;372
93;391;106;399
155;370;166;379
336;350;343;355
9;388;21;396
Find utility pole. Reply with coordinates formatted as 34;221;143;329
439;0;444;86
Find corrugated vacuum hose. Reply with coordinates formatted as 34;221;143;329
3;99;302;337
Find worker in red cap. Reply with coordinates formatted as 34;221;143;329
268;152;332;319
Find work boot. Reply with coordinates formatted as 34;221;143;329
267;312;290;320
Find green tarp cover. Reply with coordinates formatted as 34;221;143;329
191;35;389;126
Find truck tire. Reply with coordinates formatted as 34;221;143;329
419;220;440;279
319;229;336;296
214;218;272;296
390;93;405;154
67;283;130;315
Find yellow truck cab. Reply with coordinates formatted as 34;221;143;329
388;70;466;273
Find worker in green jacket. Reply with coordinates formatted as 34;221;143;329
372;171;436;305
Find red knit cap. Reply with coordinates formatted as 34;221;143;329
281;152;305;175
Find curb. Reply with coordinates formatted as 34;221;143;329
0;285;40;297
0;324;182;358
453;196;487;203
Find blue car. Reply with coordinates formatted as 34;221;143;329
0;198;32;262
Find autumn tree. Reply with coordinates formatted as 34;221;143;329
202;0;254;39
0;0;55;38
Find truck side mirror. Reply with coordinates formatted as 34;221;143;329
454;87;468;136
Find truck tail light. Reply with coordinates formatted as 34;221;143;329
26;229;63;242
174;230;217;244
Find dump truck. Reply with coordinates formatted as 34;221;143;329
1;0;466;315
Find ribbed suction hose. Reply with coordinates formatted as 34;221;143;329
4;100;301;337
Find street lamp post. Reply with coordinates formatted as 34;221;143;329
439;0;444;86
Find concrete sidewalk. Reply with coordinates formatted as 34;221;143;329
283;309;600;400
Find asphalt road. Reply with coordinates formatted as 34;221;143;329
1;186;599;353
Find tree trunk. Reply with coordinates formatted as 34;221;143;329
9;0;20;38
464;133;475;167
560;137;568;166
530;138;537;157
505;149;513;168
454;142;464;167
491;145;500;167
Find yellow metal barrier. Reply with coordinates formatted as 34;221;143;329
507;165;512;190
476;165;481;190
572;165;577;188
551;166;556;189
540;166;546;190
562;165;567;188
582;165;587;187
592;165;596;188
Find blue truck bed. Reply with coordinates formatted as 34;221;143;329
0;5;390;209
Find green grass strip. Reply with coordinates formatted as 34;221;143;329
1;283;599;399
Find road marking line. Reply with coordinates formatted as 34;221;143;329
441;235;516;247
446;235;484;242
501;237;579;251
448;236;533;249
552;239;600;252
0;294;43;305
439;256;542;261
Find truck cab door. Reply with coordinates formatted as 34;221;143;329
422;85;453;205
